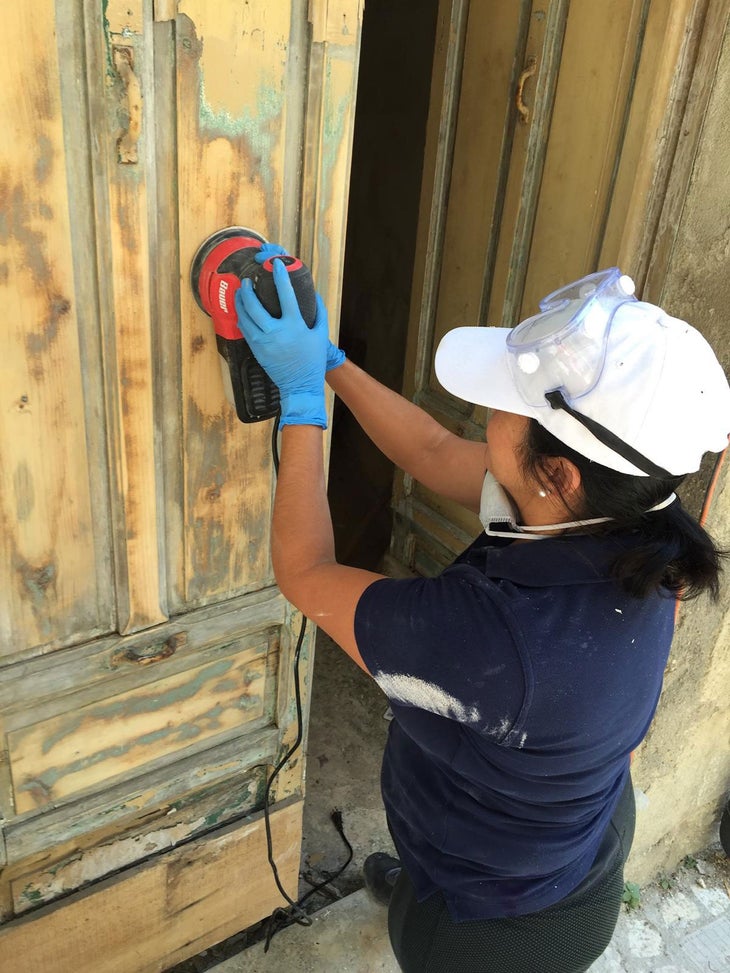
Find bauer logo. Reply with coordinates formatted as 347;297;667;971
218;279;229;312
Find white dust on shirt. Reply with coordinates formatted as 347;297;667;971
373;670;482;724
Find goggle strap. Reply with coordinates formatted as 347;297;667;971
545;390;673;479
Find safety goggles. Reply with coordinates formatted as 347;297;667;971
507;268;672;478
507;267;637;407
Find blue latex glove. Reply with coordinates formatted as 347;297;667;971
326;340;346;373
255;243;346;373
235;258;329;428
254;242;289;265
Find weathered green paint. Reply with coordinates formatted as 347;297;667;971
20;697;259;799
198;81;283;145
101;0;118;82
177;10;284;265
20;887;43;904
39;657;238;755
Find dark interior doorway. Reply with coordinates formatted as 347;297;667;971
329;0;440;570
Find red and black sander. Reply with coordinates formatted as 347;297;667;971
190;226;317;423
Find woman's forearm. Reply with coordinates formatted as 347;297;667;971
272;426;334;588
327;359;488;510
326;359;454;480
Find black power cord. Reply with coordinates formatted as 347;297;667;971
261;414;353;951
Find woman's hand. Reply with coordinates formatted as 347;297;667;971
235;258;329;428
253;244;346;374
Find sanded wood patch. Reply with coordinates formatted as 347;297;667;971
0;799;302;973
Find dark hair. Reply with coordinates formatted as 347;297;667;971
520;419;725;601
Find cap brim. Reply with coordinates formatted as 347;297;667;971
435;327;535;417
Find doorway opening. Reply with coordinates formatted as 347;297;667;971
330;0;440;573
301;0;440;899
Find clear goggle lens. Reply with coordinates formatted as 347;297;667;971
506;268;636;407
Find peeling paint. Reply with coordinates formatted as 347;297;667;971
212;678;238;693
198;79;282;150
22;710;237;799
14;816;204;913
21;887;43;905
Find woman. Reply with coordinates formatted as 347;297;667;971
235;256;730;972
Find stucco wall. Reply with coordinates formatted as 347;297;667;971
628;19;730;884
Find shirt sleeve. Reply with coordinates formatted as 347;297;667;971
354;568;528;740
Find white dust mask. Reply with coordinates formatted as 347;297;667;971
478;471;676;541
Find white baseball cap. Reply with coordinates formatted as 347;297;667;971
435;273;730;477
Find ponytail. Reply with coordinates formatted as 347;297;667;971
521;420;726;601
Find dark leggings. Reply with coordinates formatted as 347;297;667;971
388;778;636;973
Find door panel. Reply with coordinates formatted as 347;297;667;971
599;0;695;272
485;0;567;331
175;3;296;609
0;1;115;660
8;638;269;814
0;589;286;820
430;2;527;356
174;1;362;611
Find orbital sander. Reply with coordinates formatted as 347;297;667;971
190;226;317;423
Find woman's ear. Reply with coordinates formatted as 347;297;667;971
544;457;582;500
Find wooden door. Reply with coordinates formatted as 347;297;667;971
0;1;362;969
392;0;708;574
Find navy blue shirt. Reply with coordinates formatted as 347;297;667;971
354;531;675;920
